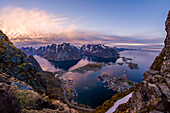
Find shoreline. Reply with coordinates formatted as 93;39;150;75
60;77;94;111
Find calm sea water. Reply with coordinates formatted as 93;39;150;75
34;50;159;108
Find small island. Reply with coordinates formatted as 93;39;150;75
71;63;105;73
120;57;139;69
128;62;139;69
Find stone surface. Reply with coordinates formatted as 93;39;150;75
0;72;78;113
158;83;170;102
0;30;46;91
161;59;170;74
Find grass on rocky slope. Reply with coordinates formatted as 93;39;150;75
38;71;62;99
93;83;140;113
151;50;165;71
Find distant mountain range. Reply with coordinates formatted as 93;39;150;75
20;43;137;62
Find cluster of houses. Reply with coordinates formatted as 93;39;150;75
97;72;137;93
64;79;78;97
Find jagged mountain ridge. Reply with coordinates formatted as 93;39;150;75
21;43;120;62
80;44;119;58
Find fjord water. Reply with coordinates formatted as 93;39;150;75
34;50;159;108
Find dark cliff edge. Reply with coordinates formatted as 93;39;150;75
27;55;43;72
0;30;46;92
0;31;78;113
94;11;170;113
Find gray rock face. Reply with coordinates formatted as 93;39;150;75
161;60;170;74
10;82;33;90
158;83;170;102
0;30;46;91
165;11;170;60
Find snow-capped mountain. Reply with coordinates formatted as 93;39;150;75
21;43;120;62
80;44;119;58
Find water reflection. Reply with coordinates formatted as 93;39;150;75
49;59;81;71
62;50;159;108
47;56;119;71
33;55;59;72
34;50;160;108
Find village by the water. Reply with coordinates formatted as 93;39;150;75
62;70;137;105
97;71;137;93
59;56;138;105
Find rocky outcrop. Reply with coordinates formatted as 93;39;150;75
0;30;46;92
165;12;170;60
0;31;79;113
114;11;170;113
0;82;21;113
27;55;43;72
0;72;78;113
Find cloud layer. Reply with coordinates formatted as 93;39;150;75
0;6;78;37
0;6;164;50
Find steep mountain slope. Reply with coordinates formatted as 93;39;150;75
43;43;81;61
94;11;170;113
0;31;79;113
21;43;120;62
33;43;81;61
27;55;43;72
0;30;46;91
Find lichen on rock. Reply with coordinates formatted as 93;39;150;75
0;30;46;92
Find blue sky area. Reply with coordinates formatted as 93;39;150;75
0;0;170;49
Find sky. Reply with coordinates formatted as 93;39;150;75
0;0;170;49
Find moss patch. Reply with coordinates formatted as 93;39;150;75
151;50;165;71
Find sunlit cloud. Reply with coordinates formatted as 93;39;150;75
0;6;165;49
0;6;78;38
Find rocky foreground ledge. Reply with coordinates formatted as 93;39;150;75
0;30;80;113
94;11;170;113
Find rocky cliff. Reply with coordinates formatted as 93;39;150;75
0;72;78;113
27;55;43;72
0;31;79;113
94;11;170;113
0;30;46;92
